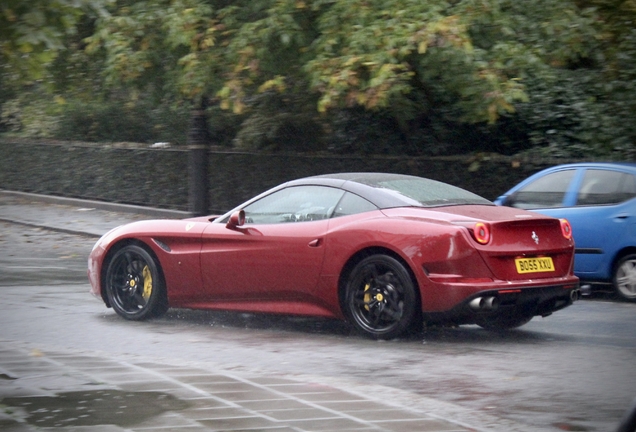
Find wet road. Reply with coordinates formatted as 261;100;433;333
0;221;91;285
1;222;635;431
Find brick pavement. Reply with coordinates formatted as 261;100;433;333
0;343;473;432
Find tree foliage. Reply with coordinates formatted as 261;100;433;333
2;0;636;157
0;0;111;81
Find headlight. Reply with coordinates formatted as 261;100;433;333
91;226;122;251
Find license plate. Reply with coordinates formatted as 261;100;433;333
515;257;555;274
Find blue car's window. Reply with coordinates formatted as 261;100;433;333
331;192;378;218
510;169;576;209
243;186;344;224
576;169;636;206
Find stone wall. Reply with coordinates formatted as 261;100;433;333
0;138;569;214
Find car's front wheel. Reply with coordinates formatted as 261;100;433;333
105;244;168;320
614;254;636;302
344;254;421;339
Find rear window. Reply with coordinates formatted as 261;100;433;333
357;176;491;207
577;169;636;206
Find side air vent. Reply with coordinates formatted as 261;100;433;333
152;239;171;252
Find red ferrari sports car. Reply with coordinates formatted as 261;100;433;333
88;173;580;339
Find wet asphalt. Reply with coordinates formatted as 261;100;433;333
0;190;490;432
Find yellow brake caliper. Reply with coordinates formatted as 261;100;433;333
142;265;153;300
363;282;384;312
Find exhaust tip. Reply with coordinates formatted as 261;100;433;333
484;296;499;310
469;296;499;311
469;297;484;311
579;284;592;297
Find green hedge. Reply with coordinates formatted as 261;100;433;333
0;138;585;213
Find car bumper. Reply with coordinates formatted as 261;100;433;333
87;245;106;300
422;280;580;326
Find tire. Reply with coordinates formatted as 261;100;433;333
105;245;168;320
613;254;636;302
475;311;533;331
344;254;421;339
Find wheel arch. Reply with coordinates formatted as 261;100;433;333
100;238;166;307
337;246;422;313
611;246;636;277
611;247;636;302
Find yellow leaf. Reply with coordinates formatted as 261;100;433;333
19;43;33;53
498;99;514;112
487;103;498;123
5;8;17;22
202;37;215;48
258;78;285;93
418;41;427;54
217;86;230;98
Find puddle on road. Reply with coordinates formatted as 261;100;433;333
1;389;190;427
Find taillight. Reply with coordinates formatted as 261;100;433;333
473;222;491;244
560;218;573;240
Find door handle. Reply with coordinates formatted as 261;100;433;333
308;238;322;247
614;213;629;220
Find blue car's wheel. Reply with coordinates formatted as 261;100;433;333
614;254;636;302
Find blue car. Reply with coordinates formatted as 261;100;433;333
495;162;636;301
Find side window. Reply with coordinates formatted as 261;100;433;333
243;186;344;224
331;192;378;218
576;169;636;206
509;170;576;209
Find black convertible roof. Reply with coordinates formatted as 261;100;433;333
216;172;492;222
287;172;491;209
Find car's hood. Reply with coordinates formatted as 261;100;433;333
184;215;222;223
95;219;211;249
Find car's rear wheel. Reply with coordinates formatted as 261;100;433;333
475;311;533;330
105;244;168;320
614;254;636;302
344;254;421;339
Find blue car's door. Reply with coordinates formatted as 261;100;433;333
538;168;636;280
543;204;629;279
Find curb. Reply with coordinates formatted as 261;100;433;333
0;216;102;238
0;190;191;219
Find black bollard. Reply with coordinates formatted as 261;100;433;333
187;107;209;216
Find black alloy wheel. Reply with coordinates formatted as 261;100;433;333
344;254;421;339
105;244;168;320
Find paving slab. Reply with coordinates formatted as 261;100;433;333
0;343;478;432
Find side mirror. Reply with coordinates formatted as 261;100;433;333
226;210;246;230
496;193;515;207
